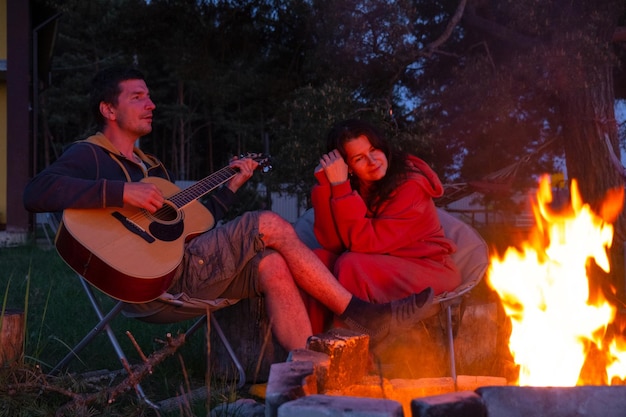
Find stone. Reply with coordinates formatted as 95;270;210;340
411;391;486;417
265;361;316;417
390;377;456;397
288;348;331;393
277;394;403;417
340;375;395;399
477;385;626;417
210;398;265;417
455;375;507;392
390;377;456;416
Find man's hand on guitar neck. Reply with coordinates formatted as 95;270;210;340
226;156;259;193
123;182;165;213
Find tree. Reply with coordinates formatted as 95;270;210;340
39;0;152;168
266;0;467;202
419;0;626;299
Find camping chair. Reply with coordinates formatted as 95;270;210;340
293;208;490;386
433;208;490;387
43;213;246;407
38;212;61;247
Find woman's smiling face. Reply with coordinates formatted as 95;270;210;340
344;135;388;184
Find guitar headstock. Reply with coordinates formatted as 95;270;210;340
242;153;272;173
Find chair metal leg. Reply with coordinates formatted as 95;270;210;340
52;275;245;408
445;304;458;390
49;296;125;375
210;315;246;389
184;314;207;339
51;277;157;408
80;279;158;407
79;279;129;369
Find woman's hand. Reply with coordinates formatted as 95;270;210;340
320;149;349;185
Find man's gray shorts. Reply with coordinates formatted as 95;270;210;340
123;211;266;322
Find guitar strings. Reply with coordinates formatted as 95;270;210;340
121;154;268;226
121;165;239;225
170;167;237;208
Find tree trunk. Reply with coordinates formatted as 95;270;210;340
561;68;621;203
177;79;187;180
560;59;626;303
553;0;626;303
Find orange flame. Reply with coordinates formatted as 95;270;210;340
487;175;625;386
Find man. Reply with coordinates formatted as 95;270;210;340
23;67;434;350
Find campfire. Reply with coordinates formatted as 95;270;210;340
487;175;626;386
265;176;626;416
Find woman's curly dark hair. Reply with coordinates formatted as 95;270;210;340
326;119;419;214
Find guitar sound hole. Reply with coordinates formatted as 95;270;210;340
153;202;180;223
148;201;185;242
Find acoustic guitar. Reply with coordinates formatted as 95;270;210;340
55;153;271;303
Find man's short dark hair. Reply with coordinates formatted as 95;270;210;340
90;67;146;131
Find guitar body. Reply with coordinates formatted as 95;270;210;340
56;176;215;303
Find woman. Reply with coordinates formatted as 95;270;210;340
308;119;461;334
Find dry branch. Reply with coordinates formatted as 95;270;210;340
4;331;188;416
604;133;626;180
426;0;468;54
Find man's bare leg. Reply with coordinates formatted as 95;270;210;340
258;250;312;350
256;211;435;344
257;211;352;313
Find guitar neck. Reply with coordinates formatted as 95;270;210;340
168;166;238;209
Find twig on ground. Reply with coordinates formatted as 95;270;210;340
4;331;188;416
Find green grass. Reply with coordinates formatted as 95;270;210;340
0;243;243;416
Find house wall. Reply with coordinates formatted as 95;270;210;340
1;0;31;246
0;0;7;226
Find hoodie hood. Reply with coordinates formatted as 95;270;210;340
83;132;160;167
406;154;445;198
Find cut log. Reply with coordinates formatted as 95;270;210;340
211;298;288;384
0;308;25;366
